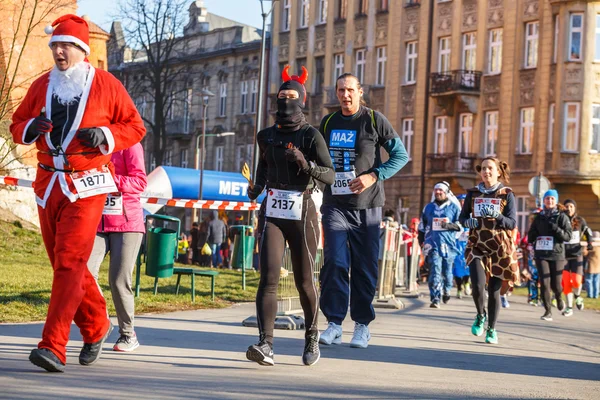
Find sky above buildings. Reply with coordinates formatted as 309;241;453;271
78;0;267;32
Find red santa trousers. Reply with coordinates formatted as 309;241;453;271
37;184;110;364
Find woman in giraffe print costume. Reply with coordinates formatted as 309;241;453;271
459;157;519;345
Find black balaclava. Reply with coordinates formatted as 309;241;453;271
276;66;308;133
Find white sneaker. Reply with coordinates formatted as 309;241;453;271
350;322;370;349
319;322;342;345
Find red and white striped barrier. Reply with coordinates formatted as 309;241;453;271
0;175;258;210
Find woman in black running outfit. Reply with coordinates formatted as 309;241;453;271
245;66;334;367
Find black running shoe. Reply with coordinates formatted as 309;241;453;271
79;322;113;366
442;295;450;304
541;311;553;321
246;340;274;366
29;348;65;372
557;298;566;312
302;331;320;366
430;301;440;309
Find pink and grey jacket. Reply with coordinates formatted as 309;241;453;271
99;142;147;233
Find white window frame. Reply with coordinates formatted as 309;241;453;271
525;21;539;69
592;104;600;154
547;103;555;152
149;155;156;171
458;113;473;154
334;53;344;81
318;0;328;24
553;15;559;64
516;196;530;235
355;49;366;83
462;32;477;71
488;29;502;74
282;0;291;32
246;144;254;167
484;111;498;157
519;107;535;154
569;13;584;62
596;14;600;61
434;116;448;154
300;0;310;28
183;88;192;134
215;146;224;171
402;119;414;161
219;82;227;117
438;37;451;73
405;41;417;84
250;79;258;114
164;150;172;166
180;149;188;168
562;102;580;153
376;46;387;86
240;81;248;114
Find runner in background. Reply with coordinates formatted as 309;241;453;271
245;66;333;366
453;194;471;299
527;190;572;321
459;158;519;345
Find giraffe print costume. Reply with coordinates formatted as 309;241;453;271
465;187;520;294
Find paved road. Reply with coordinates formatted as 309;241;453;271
1;293;599;399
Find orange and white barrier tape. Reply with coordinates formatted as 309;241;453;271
0;175;258;210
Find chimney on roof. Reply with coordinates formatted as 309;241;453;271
184;0;209;36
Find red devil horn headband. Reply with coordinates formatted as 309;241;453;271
282;65;308;85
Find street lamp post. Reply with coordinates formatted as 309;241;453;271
194;88;215;223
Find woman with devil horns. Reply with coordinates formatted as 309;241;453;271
245;66;334;367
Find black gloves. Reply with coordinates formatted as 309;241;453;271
285;148;309;172
25;114;53;142
78;127;107;148
247;185;264;201
588;242;594;251
441;222;461;231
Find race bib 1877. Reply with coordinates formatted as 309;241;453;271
72;166;117;199
266;189;303;221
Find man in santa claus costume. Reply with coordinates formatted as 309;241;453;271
10;14;145;372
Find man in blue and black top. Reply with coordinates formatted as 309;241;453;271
318;73;408;349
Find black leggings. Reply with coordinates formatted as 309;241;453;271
256;198;319;345
455;276;469;291
469;259;502;329
537;259;565;312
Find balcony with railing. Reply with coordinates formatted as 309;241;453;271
166;118;196;136
430;70;482;96
427;153;478;175
405;0;421;8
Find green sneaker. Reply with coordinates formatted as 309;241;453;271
471;314;486;337
575;296;584;311
485;328;498;344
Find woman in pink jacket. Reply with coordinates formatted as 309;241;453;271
87;142;147;352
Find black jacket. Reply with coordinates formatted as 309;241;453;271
528;207;572;261
564;215;592;258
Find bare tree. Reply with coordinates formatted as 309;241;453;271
0;0;72;173
115;0;192;166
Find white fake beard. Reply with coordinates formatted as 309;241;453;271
49;61;90;105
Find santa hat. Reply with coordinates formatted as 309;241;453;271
45;14;90;55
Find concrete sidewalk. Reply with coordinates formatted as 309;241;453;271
0;293;599;399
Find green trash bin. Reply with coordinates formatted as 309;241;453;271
145;214;181;278
230;225;255;270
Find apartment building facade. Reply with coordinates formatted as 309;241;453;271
269;0;600;232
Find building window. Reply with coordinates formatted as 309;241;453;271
183;88;192;134
300;0;310;28
250;79;258;114
215;146;224;171
378;0;389;12
357;0;368;15
405;41;417;84
334;53;344;81
458;113;473;154
180;149;188;168
219;82;227;117
402;119;414;161
247;144;254;166
462;32;476;71
516;196;530;235
376;46;387;86
569;13;584;61
547;103;555;152
525;21;539;69
168;91;175;120
282;0;291;31
438;37;451;72
434;116;447;154
164;150;172;166
355;49;366;83
519;107;535;154
484;111;498;157
563;102;580;152
315;56;325;93
336;0;347;20
318;0;328;24
149;155;156;171
236;145;244;171
596;14;600;61
553;15;559;64
240;81;248;114
488;29;502;74
592;104;600;153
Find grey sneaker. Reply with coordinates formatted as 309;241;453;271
246;339;274;366
113;333;140;352
319;322;342;345
302;331;320;366
29;348;65;373
350;322;371;349
79;322;113;366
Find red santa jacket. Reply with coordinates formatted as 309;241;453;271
10;64;145;208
